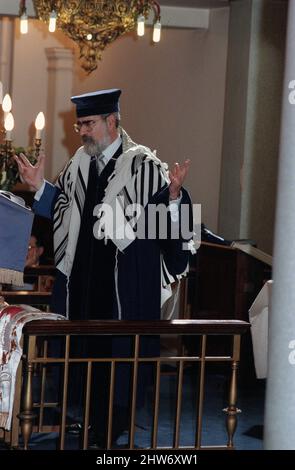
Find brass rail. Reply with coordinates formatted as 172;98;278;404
4;319;249;450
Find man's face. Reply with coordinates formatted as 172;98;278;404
26;236;44;267
77;115;112;156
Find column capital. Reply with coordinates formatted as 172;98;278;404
45;47;74;71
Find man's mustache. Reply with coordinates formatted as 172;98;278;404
82;136;94;144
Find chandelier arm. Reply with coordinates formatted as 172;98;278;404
19;0;27;16
152;1;161;21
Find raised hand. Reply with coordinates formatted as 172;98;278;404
14;152;45;191
168;159;190;200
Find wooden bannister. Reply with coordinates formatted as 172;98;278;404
23;319;250;336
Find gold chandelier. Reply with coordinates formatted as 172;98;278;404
19;1;161;74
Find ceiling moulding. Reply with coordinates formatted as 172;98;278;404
0;1;209;30
0;0;36;16
147;6;209;29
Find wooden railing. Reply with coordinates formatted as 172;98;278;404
5;319;250;450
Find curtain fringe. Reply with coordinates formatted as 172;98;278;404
0;268;23;286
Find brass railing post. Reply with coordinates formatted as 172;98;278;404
223;360;241;448
18;362;37;449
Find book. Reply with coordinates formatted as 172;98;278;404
0;190;27;208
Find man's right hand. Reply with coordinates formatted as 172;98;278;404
14;152;45;191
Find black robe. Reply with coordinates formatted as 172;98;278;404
38;146;192;442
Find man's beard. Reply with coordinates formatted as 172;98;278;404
82;135;111;156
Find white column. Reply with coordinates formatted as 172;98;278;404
0;17;14;95
45;47;74;180
264;1;295;449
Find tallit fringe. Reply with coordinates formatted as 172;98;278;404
0;412;9;428
0;268;24;286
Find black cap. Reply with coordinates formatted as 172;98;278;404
71;88;121;118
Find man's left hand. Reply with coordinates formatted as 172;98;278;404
168;159;190;200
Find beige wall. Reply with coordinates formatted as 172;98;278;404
11;19;76;176
10;9;229;230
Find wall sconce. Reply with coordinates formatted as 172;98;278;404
0;111;14;189
0;95;13;180
0;93;45;190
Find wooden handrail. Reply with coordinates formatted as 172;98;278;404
1;291;51;305
23;319;250;336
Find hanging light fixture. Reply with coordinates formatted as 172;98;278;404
24;1;161;74
19;0;29;34
151;1;161;43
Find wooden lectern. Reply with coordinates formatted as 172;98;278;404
183;241;272;322
180;241;272;374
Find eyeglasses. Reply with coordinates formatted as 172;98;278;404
73;115;111;133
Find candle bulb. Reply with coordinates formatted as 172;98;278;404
20;11;28;34
137;15;145;36
2;93;12;124
4;112;14;140
153;20;161;43
49;10;57;33
35;111;45;139
2;93;12;121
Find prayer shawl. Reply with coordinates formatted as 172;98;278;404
0;302;65;430
0;191;34;286
53;129;189;312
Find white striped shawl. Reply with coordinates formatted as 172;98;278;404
53;129;188;310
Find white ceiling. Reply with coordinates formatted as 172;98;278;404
0;1;231;17
160;0;230;8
